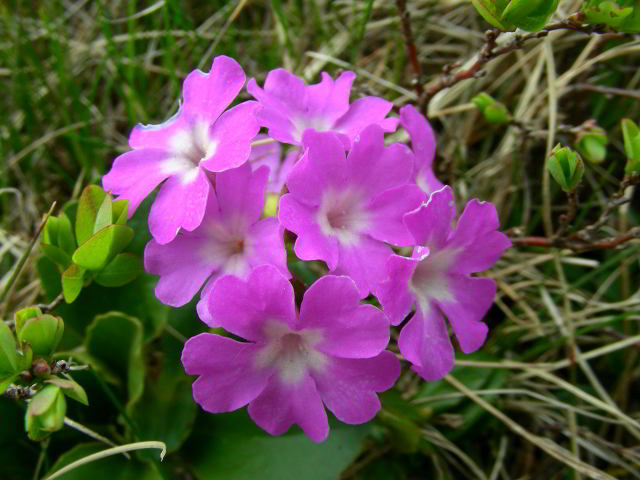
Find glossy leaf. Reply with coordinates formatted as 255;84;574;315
85;313;145;413
94;253;143;287
622;118;640;173
36;256;62;301
62;264;86;303
18;314;64;357
0;321;19;375
112;199;129;225
26;384;67;440
43;216;60;246
45;376;89;406
58;213;76;256
76;185;106;246
72;224;134;270
41;243;72;269
93;193;113;234
501;0;558;31
471;0;513;29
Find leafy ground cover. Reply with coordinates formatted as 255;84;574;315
1;0;639;479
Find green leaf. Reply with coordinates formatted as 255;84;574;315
72;224;134;270
93;193;113;234
622;118;640;173
132;336;197;460
62;264;86;303
14;306;43;336
0;321;19;375
501;0;558;32
583;1;633;27
112;199;129;225
26;384;67;440
45;375;89;406
85;313;145;413
43;216;60;246
46;443;163;480
36;255;63;301
58;213;77;256
94;253;143;287
18;314;64;358
471;0;513;29
41;243;72;269
547;145;584;192
0;375;17;394
76;185;106;246
184;411;369;480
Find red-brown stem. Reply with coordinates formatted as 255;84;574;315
396;0;423;98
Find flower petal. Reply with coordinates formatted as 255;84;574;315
377;254;419;326
306;71;355;125
403;186;455;248
398;306;454;381
346;126;414;196
148;167;212;244
144;237;218;307
332;236;393;298
200;101;260;172
399;104;436;171
333;96;398;143
446;199;512;274
245;218;290;278
299;275;390;357
279;194;339;270
102;149;177;216
436;275;495;354
128;112;191;151
182;333;270;413
182;56;247;122
365;184;425;246
313;352;400;424
207;265;297;338
215;162;269;226
248;374;329;442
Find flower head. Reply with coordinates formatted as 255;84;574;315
377;186;511;381
247;69;398;148
182;265;400;442
400;105;444;195
278;125;424;297
144;162;289;322
103;56;260;244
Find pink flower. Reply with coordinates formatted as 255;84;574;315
278;125;424;297
377;186;511;381
144;162;289;323
400;105;444;195
182;265;400;442
248;134;298;194
247;69;398;148
103;56;259;244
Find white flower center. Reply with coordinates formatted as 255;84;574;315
163;120;218;183
316;188;370;246
409;249;457;307
255;321;327;385
199;219;251;278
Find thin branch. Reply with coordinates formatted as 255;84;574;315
396;0;422;98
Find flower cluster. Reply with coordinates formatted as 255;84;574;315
103;56;510;442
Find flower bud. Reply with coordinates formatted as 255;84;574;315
15;306;43;333
622;118;640;174
25;384;67;441
17;315;64;358
575;121;608;164
472;93;510;125
548;145;584;192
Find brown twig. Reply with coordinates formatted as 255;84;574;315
511;228;640;252
396;0;422;98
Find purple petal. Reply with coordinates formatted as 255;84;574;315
306;71;355;125
288;131;348;205
208;265;297;338
182;56;246;123
377;255;419;326
279;195;339;270
332;236;393;298
182;333;270;413
249;134;282;178
399;104;436;172
416;166;445;196
313;352;400;424
365;184;425;246
144;237;218;307
248;374;329;442
271;149;299;194
446;199;512;274
215;163;269;225
128;112;190;151
403;186;455;248
398;307;454;381
200;101;260;173
436;275;495;354
245;218;290;278
298;275;390;357
102;149;177;216
148;167;212;244
346;126;414;196
333;96;398;143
